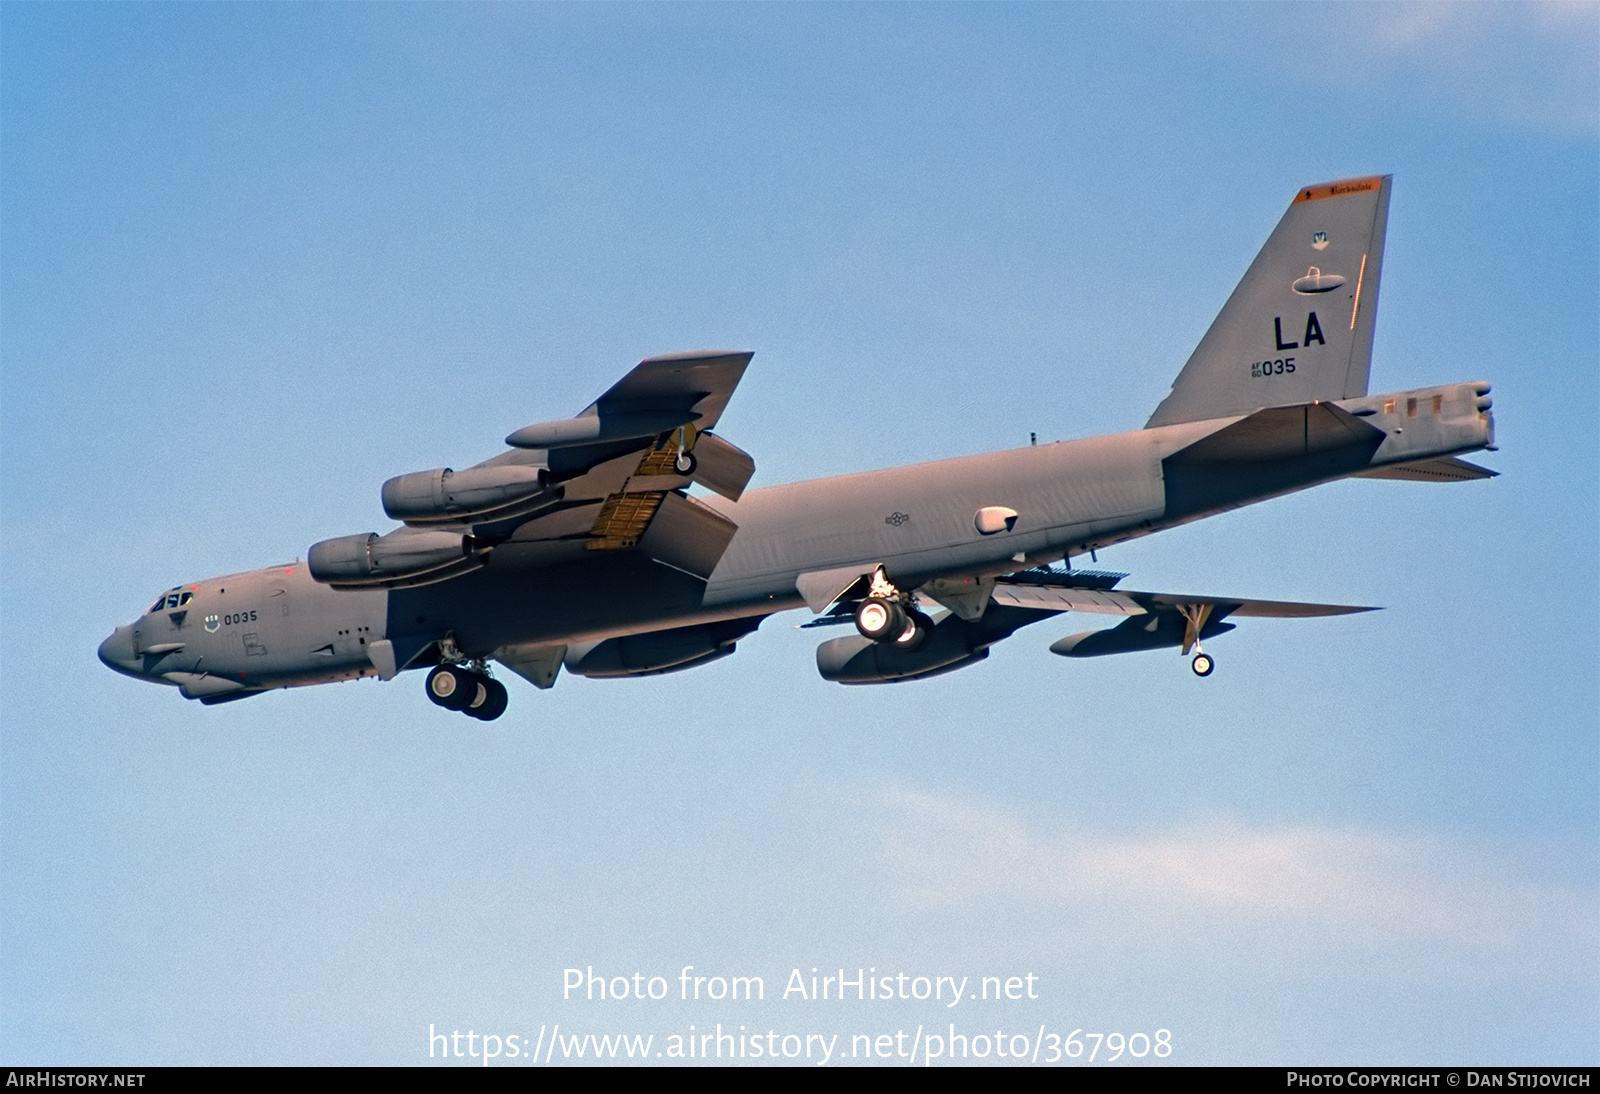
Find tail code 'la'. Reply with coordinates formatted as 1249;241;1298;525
1146;176;1392;429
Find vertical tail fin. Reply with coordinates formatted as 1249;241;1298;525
1146;176;1392;428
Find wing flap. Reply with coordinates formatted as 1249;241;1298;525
636;491;739;580
1146;594;1376;618
689;431;756;501
987;584;1146;615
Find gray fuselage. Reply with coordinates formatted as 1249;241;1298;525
98;378;1492;699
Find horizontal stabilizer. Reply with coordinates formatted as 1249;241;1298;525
1168;402;1385;464
1355;456;1498;482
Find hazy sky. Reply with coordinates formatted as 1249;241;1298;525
3;2;1595;1065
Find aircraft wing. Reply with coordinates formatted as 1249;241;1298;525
979;570;1376;664
309;351;758;589
498;350;756;496
579;350;752;434
988;577;1375;618
483;352;757;579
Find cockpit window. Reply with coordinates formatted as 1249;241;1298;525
149;588;196;614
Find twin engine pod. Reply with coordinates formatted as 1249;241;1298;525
380;464;554;525
816;613;988;684
309;465;556;588
307;527;480;588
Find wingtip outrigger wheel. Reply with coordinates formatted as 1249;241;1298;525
1177;603;1217;677
672;425;698;476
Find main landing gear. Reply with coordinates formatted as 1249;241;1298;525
852;571;933;651
426;663;509;721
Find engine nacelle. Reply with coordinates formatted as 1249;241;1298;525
308;528;472;584
815;614;992;683
563;619;758;679
381;465;549;523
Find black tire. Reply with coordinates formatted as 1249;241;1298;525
894;609;934;651
465;677;509;721
426;665;476;710
673;450;698;476
1191;653;1215;677
855;597;907;642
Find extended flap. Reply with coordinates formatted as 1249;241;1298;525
690;431;756;501
638;491;739;580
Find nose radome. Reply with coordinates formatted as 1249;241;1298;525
98;625;141;676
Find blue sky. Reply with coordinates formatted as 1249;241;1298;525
3;2;1596;1065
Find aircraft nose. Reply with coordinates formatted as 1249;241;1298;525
98;625;142;677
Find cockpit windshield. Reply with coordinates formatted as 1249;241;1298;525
148;589;196;614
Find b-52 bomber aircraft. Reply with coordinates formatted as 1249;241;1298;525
100;176;1497;719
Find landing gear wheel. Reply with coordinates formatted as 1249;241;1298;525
855;597;907;642
893;609;934;651
1191;652;1215;677
465;677;508;721
426;665;476;710
673;450;697;476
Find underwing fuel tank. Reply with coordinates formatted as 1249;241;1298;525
1049;612;1236;657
